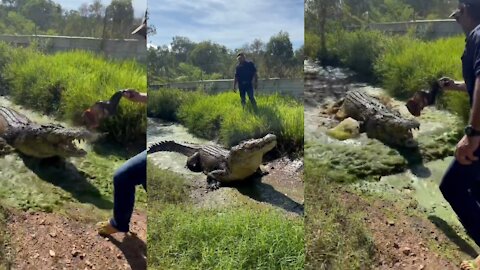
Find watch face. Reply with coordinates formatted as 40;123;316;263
465;126;473;136
465;126;480;136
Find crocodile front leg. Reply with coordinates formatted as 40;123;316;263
206;169;229;190
0;137;14;156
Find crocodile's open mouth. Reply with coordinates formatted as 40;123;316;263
47;129;100;158
60;137;88;157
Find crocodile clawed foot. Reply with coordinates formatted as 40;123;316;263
206;177;221;191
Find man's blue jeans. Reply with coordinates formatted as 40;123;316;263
239;83;257;109
440;150;480;247
109;150;147;232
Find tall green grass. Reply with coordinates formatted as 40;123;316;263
0;206;11;269
2;44;146;143
149;205;304;270
149;89;304;153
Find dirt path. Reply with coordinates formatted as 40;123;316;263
6;209;146;270
340;191;469;270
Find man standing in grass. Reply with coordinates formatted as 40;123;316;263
438;1;480;269
233;52;258;111
95;15;148;236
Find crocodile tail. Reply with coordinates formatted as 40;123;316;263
147;141;197;156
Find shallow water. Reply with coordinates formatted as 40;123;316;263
147;117;211;176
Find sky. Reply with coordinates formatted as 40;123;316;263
147;0;304;50
54;0;147;18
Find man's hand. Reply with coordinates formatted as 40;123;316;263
122;89;147;103
455;135;480;165
254;81;258;90
438;77;455;90
438;77;467;92
233;87;237;93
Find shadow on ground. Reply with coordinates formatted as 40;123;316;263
108;233;146;270
393;145;432;178
93;137;146;159
235;175;304;215
20;155;113;209
429;215;478;258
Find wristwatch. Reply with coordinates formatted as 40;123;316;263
464;125;480;137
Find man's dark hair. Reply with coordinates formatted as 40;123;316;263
463;1;480;21
468;4;480;21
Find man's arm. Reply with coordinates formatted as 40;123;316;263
233;76;238;90
469;76;480;129
454;76;480;165
251;62;258;89
439;78;467;92
123;89;147;104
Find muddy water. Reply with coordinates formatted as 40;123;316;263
305;62;464;228
147;117;304;215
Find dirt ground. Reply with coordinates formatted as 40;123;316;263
6;209;146;270
340;190;474;270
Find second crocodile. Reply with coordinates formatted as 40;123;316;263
331;90;420;147
147;134;277;189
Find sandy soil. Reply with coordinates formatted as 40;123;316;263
6;209;146;270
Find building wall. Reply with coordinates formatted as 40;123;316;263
0;34;146;61
368;19;463;39
150;78;304;100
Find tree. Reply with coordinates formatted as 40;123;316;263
266;31;294;62
19;0;62;32
188;41;228;74
104;0;134;38
171;36;196;63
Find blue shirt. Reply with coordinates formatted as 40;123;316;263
462;24;480;105
235;61;257;83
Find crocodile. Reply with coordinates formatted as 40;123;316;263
331;90;420;148
147;134;277;189
0;106;96;158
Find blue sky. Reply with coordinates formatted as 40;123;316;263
54;0;146;18
148;0;304;50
